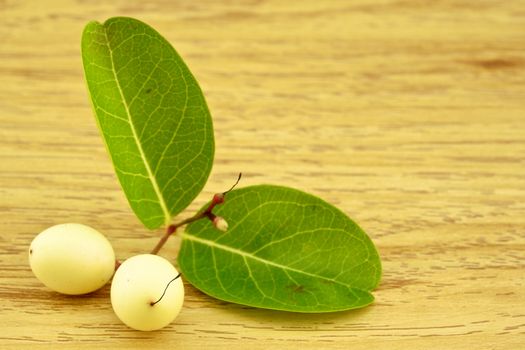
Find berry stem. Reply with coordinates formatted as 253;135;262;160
150;273;181;306
150;173;242;255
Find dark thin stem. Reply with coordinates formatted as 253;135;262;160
223;172;242;195
150;273;181;306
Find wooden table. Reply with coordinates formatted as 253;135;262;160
1;1;524;349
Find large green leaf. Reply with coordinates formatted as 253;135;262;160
179;185;381;313
81;17;214;229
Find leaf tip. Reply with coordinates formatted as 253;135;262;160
82;20;102;34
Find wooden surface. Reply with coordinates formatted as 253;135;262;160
1;0;524;349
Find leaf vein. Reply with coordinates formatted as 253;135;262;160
182;232;367;291
103;26;171;225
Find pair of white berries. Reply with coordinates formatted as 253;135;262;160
29;223;184;331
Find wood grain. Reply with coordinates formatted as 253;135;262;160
1;0;524;349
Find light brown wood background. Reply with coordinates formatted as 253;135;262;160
1;0;524;349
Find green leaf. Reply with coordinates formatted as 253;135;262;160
179;185;381;313
81;17;214;229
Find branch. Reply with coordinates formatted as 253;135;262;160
150;173;242;255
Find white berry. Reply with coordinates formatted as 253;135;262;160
29;223;115;295
110;254;184;331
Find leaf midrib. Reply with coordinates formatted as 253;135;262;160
103;26;170;225
181;232;369;292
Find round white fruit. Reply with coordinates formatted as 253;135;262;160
29;223;115;295
110;254;184;331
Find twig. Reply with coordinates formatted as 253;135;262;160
150;173;242;255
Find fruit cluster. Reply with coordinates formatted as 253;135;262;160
29;223;184;331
